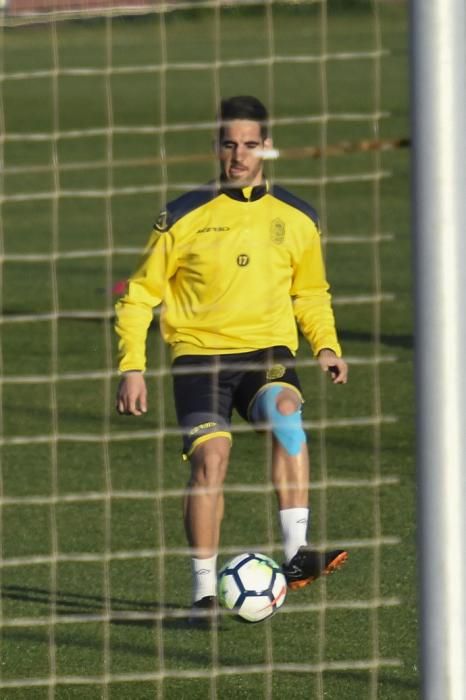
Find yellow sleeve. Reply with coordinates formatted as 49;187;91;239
115;229;176;372
291;227;342;357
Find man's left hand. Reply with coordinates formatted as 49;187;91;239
317;349;348;385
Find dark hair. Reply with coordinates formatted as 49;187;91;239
219;95;269;140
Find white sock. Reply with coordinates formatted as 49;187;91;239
191;555;218;603
280;507;309;564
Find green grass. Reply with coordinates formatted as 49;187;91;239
0;3;416;699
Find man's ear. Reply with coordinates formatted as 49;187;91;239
264;136;273;150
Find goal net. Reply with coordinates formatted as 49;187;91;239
0;1;412;698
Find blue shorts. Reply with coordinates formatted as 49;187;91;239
172;346;302;458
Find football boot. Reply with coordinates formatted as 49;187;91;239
188;595;219;629
283;547;348;590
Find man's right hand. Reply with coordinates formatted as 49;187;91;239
116;372;148;416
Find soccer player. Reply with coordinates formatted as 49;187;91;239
115;95;348;621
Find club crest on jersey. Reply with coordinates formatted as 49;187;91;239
266;364;286;380
236;254;250;267
154;210;169;232
270;218;285;244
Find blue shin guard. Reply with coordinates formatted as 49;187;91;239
250;384;306;456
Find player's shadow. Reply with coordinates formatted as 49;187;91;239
1;587;223;674
0;583;195;631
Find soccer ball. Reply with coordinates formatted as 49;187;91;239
218;552;287;623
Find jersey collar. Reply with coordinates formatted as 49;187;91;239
219;177;269;202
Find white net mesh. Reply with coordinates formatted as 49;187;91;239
0;1;412;697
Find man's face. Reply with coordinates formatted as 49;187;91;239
218;120;271;187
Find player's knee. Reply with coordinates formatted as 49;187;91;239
190;439;230;487
251;385;306;457
276;392;300;416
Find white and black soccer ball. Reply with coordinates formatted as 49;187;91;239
218;552;287;622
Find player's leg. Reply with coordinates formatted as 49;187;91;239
270;386;310;558
250;381;348;589
184;436;231;556
250;383;310;555
172;355;234;612
184;436;231;607
270;386;310;512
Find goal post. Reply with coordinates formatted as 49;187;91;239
410;1;466;698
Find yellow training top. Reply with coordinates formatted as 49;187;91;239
115;180;342;372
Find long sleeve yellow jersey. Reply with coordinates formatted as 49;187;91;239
115;180;342;372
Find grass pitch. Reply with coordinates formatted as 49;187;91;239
0;3;416;698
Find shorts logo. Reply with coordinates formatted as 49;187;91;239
189;421;218;436
237;254;250;267
266;364;286;380
270;218;285;244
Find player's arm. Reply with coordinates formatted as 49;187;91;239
291;224;348;384
115;224;176;414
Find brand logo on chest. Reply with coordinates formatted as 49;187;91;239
196;226;230;233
